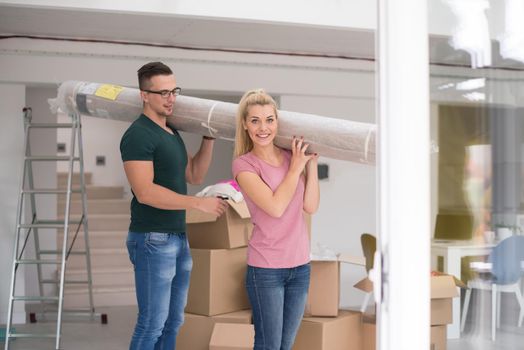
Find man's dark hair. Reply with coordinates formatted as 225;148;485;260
137;62;173;90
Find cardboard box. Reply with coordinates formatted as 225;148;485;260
209;323;254;350
186;200;252;249
337;253;372;296
186;201;311;250
186;247;250;316
353;273;460;326
357;274;457;350
354;276;373;293
362;315;447;350
305;260;340;317
293;310;362;350
430;325;447;350
430;275;459;325
431;298;452;326
176;310;252;350
362;314;376;350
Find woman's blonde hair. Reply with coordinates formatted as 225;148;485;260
233;88;278;158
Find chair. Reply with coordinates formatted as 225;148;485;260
460;235;524;341
360;233;376;313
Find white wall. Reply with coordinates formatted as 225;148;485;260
0;83;26;324
181;134;236;196
57;114;130;188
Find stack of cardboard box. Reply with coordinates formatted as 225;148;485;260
295;258;461;350
360;273;461;350
176;199;254;350
179;200;368;349
178;206;460;350
429;274;463;350
294;259;364;350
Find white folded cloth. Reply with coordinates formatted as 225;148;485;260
196;183;244;203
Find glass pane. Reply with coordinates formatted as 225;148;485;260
430;0;524;348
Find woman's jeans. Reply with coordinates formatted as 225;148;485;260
126;231;192;350
246;263;311;350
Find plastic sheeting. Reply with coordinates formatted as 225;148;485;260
50;81;376;164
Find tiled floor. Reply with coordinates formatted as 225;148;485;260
2;292;523;350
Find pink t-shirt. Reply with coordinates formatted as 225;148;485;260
232;149;310;268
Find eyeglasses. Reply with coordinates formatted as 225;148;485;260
142;87;182;98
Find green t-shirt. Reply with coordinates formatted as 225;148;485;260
120;114;188;233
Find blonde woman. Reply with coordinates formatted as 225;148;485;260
232;89;320;349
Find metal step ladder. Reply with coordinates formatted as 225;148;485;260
4;108;106;350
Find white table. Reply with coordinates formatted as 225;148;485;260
431;239;495;339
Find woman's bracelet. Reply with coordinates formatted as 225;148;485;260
203;136;216;140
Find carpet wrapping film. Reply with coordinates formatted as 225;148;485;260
50;81;376;164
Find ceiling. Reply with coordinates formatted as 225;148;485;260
0;4;375;60
1;4;523;71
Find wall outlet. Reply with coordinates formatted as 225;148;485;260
96;155;106;166
318;163;329;180
57;143;66;153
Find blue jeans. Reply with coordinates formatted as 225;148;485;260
246;263;311;350
126;231;192;350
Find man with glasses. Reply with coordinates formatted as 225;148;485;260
120;61;228;350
